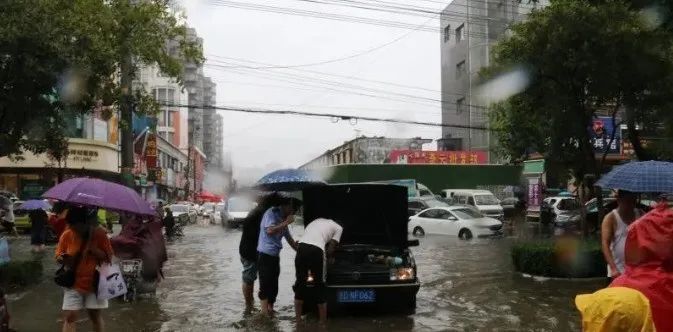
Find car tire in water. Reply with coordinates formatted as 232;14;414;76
412;227;425;237
459;229;473;240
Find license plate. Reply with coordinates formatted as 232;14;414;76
337;289;376;303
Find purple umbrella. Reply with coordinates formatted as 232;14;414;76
18;199;51;211
42;178;156;216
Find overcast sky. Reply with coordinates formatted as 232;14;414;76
178;0;446;184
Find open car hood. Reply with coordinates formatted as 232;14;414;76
303;184;409;248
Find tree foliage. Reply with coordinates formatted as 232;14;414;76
0;0;202;159
485;0;673;180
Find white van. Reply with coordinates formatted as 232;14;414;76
441;189;504;220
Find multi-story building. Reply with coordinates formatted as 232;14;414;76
133;64;191;201
300;137;432;170
0;110;121;199
439;0;547;161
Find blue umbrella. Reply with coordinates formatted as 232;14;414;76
18;199;51;211
597;161;673;193
254;168;326;192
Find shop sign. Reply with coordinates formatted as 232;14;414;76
591;116;620;154
389;150;487;165
146;133;157;168
69;149;100;163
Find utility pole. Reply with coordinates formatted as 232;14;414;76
119;0;135;188
120;53;134;187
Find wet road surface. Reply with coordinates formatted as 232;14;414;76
6;221;604;331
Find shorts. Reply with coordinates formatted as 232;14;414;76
293;243;327;303
62;288;108;311
241;257;258;284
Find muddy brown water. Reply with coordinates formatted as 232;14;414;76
5;222;603;331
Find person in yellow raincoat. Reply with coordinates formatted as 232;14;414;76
575;287;655;332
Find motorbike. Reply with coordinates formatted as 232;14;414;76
110;218;167;302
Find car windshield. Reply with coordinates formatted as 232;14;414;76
228;198;254;212
452;208;483;219
475;195;499;205
171;205;188;213
425;199;450;208
202;203;214;210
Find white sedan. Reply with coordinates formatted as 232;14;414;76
408;206;503;239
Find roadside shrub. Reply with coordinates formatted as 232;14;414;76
511;239;606;278
0;260;43;288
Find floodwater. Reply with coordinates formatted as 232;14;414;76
6;221;604;331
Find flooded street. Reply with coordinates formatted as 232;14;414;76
7;221;603;331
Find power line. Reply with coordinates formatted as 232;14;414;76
206;17;433;69
158;102;494;131
206;61;491;113
207;53;441;93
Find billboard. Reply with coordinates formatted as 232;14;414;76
389;150;488;165
591;116;620;154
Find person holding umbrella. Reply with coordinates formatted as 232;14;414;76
256;196;300;316
56;206;114;332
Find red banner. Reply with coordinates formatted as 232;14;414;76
145;133;157;169
389;150;488;165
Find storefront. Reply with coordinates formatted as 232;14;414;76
0;138;120;199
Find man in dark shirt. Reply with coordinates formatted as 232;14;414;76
239;193;281;312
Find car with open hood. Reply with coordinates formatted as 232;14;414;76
302;183;420;314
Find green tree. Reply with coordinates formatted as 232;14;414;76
484;0;673;178
0;0;202;161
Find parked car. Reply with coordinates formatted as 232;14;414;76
408;205;503;239
407;196;451;217
302;184;420;314
556;198;652;232
201;202;216;218
222;196;255;228
541;196;581;225
170;204;197;224
441;190;504;220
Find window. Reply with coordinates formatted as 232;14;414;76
456;24;464;43
419;209;441;219
467;196;475;206
456;97;465;114
166;110;173;127
167;89;175;103
443;24;451;42
419;189;432;197
456;61;466;79
437;210;455;220
454;195;467;204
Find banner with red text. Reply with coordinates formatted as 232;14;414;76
389;150;488;165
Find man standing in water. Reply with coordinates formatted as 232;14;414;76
601;190;643;279
293;218;342;325
238;193;280;312
257;197;299;316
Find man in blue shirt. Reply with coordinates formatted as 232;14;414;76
257;197;299;316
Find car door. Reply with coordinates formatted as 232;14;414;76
415;209;441;234
435;209;460;235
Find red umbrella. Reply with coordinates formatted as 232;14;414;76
197;191;222;202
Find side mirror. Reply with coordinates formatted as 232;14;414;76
448;217;458;221
407;239;420;247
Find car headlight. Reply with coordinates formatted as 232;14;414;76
390;267;415;281
307;271;314;283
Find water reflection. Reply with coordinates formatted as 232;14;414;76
7;221;604;331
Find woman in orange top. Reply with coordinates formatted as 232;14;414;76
55;206;113;332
